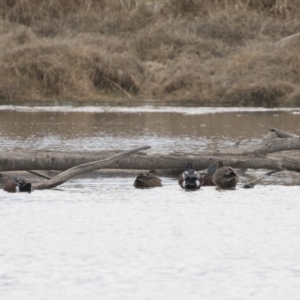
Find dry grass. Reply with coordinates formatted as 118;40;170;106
0;0;300;106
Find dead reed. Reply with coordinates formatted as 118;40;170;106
0;0;300;106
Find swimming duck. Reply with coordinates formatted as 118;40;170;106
134;170;162;188
200;163;217;186
178;162;201;190
3;178;33;193
212;161;239;189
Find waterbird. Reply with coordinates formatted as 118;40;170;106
212;161;239;189
3;178;33;193
200;162;217;186
134;170;162;188
178;163;201;190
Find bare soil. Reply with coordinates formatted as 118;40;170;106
0;0;300;106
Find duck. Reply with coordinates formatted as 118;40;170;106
200;162;217;186
178;162;201;190
134;170;162;188
212;161;239;189
3;178;33;193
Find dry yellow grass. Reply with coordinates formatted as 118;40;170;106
0;0;300;106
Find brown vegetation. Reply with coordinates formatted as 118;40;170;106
0;0;300;106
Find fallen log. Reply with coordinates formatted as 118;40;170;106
1;150;300;175
0;128;299;175
33;146;150;190
0;150;118;172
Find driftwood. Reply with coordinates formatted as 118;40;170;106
28;170;51;179
1;128;300;173
243;170;281;188
33;146;150;190
1;128;300;191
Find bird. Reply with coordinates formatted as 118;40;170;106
212;161;239;189
200;162;217;186
134;170;162;188
3;178;33;193
178;162;201;190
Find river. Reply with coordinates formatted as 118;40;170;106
0;106;300;300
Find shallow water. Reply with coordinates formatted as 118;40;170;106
1;106;300;300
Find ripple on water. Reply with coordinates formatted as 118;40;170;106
0;178;300;300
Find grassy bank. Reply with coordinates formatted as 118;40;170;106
0;0;300;106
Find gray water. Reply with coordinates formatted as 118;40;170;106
1;106;300;300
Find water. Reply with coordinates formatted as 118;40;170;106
1;106;300;152
1;106;300;300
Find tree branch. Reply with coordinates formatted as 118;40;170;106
33;146;150;190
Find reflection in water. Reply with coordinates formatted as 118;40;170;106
0;107;300;152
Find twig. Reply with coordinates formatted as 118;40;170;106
104;76;132;99
27;170;51;180
243;170;282;188
276;32;300;46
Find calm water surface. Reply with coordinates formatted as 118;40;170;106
1;106;300;300
1;106;300;151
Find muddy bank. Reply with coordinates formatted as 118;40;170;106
0;0;300;107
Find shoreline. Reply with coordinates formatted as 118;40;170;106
1;104;300;114
1;96;300;108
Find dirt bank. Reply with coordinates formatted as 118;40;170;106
0;0;300;107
